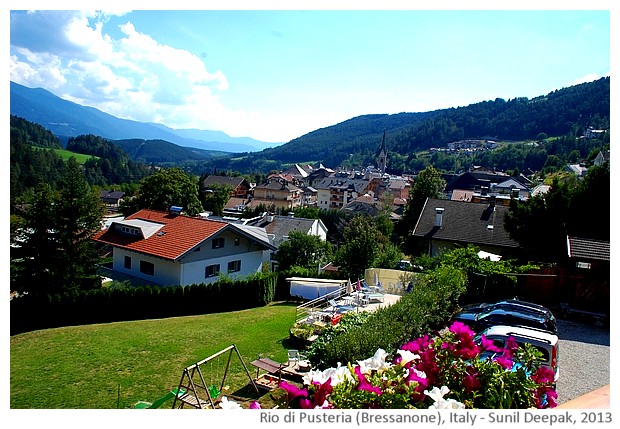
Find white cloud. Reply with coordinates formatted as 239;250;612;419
10;10;240;138
572;73;600;86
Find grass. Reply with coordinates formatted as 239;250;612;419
10;302;298;409
33;146;98;164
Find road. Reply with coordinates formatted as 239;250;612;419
554;318;610;405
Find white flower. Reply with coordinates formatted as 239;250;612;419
303;362;354;387
303;368;327;386
219;396;242;409
357;348;392;374
404;367;427;380
397;349;420;366
424;386;465;409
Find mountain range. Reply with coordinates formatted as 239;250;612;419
10;78;610;174
9;81;282;154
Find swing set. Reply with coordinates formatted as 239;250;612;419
172;344;259;409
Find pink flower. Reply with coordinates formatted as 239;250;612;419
502;336;518;359
493;355;514;370
401;335;432;353
454;338;480;359
534;386;558;408
249;401;262;409
479;335;502;353
311;377;333;407
532;366;555;384
463;367;481;392
279;380;308;403
354;366;382;395
449;320;475;341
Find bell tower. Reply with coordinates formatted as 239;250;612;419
377;130;387;174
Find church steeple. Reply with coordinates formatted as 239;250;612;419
377;130;387;174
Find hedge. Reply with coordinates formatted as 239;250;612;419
10;271;286;335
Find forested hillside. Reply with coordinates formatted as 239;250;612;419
192;77;609;174
10;117;153;203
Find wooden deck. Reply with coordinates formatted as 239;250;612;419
557;385;610;409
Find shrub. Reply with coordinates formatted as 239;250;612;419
305;266;466;369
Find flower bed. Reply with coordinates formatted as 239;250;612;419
223;321;557;409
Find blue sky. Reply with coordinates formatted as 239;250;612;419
7;2;613;143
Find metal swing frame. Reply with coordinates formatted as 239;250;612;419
172;344;258;409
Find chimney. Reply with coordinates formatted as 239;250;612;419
435;208;445;227
489;195;496;210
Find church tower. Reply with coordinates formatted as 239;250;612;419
377;130;387;174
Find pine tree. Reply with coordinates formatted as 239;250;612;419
10;158;104;296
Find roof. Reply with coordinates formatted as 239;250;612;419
494;178;529;190
412;198;519;249
281;164;309;178
567;236;610;261
203;175;248;188
451;189;474;202
250;215;320;241
531;184;551;197
92;208;274;260
254;179;301;192
342;195;381;216
313;177;370;193
444;171;511;192
100;190;125;201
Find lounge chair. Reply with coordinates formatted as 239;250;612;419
330;298;356;312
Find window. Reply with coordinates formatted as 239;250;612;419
121;226;140;235
205;264;220;278
193;246;201;252
234;237;240;246
212;238;225;249
124;256;131;269
228;260;241;273
139;260;154;276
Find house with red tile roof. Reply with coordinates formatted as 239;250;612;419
92;209;276;287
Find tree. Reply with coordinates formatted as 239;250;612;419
128;168;203;216
334;215;382;280
274;231;332;272
11;183;61;296
55;158;106;292
11;158;104;296
396;166;446;255
200;183;233;217
503;164;610;263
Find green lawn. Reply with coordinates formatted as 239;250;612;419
32;146;98;164
10;302;298;409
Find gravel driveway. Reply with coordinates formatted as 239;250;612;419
554;318;610;405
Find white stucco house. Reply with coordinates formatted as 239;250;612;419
92;209;276;287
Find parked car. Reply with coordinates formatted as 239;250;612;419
475;325;560;383
453;300;557;334
460;298;555;320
